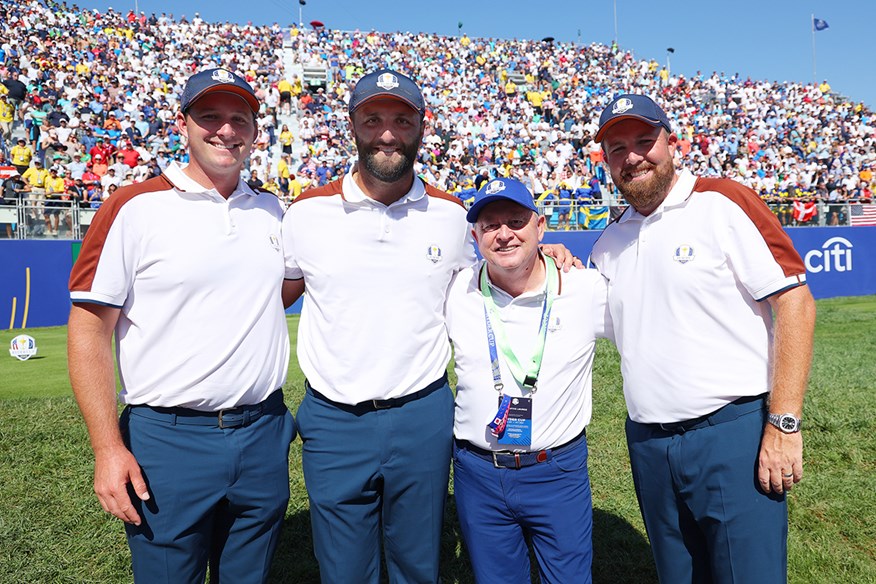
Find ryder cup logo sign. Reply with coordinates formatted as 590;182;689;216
612;98;634;114
9;334;37;361
804;237;853;273
376;73;399;90
485;180;506;195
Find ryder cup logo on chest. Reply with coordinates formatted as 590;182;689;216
427;244;442;263
673;244;695;264
9;334;37;361
376;73;399;90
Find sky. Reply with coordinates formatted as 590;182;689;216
72;0;874;109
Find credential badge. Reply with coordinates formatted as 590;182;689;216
427;244;442;263
673;244;695;264
376;73;399;90
612;97;634;114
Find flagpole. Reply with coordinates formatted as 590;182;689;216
811;14;817;84
614;0;619;45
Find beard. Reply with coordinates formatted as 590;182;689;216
357;136;419;183
613;156;676;214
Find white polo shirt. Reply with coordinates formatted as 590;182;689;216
447;261;612;451
283;170;476;404
70;162;289;410
590;170;807;424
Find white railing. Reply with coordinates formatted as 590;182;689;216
0;200;864;239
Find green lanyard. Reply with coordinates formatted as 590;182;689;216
479;255;559;391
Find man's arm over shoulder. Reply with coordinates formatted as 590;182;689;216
68;303;149;525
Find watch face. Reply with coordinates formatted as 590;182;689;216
780;415;798;431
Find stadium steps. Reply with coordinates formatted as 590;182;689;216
267;47;307;179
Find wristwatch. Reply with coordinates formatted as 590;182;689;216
767;412;802;433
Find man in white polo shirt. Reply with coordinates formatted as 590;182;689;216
447;177;611;583
281;70;575;583
590;94;816;583
67;69;295;584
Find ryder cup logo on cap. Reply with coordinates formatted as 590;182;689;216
376;73;400;90
211;69;235;83
9;334;37;361
466;177;537;223
612;97;634;114
180;68;259;114
349;69;426;115
596;93;672;143
485;180;507;195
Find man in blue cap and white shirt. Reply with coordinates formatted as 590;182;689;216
590;93;815;582
68;68;295;583
281;71;576;583
445;177;612;583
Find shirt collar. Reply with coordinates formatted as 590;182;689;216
478;254;558;303
342;164;426;206
163;161;256;199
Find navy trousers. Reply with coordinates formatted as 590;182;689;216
626;396;787;584
453;433;593;584
121;392;296;583
297;379;454;584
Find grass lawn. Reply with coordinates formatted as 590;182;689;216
1;296;874;583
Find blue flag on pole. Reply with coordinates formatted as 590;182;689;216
813;18;829;31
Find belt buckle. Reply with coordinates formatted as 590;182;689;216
491;452;521;469
372;399;392;410
218;409;229;429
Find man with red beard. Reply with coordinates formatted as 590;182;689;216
590;94;816;583
281;70;575;584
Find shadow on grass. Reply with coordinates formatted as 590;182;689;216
592;509;657;584
269;500;656;583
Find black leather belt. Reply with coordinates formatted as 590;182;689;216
645;393;766;434
307;374;448;414
127;389;285;428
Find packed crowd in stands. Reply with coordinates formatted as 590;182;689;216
0;0;873;235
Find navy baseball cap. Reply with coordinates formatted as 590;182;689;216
349;70;425;116
595;94;672;142
180;68;259;114
466;178;537;223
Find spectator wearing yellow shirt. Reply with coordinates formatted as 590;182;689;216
277;154;291;199
22;160;49;235
44;166;68;236
527;89;544;115
0;94;13;145
278;124;294;154
289;174;303;199
10;138;33;175
278;79;293;115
